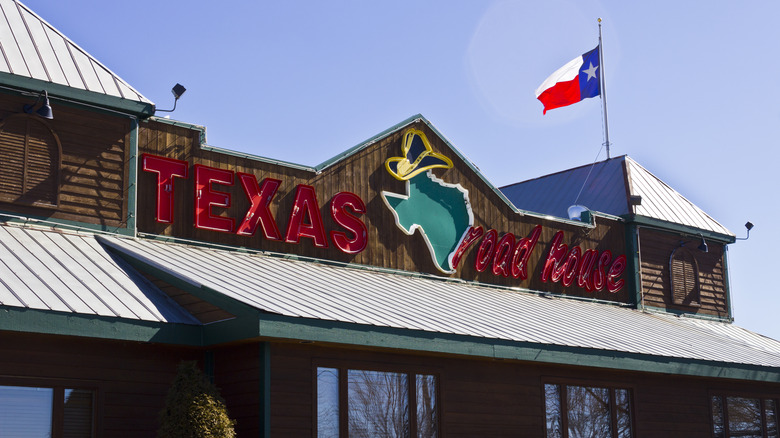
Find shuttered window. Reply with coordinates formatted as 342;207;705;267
670;247;700;306
0;114;61;207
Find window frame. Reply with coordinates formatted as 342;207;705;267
710;391;780;438
0;377;99;438
542;378;636;438
313;360;441;438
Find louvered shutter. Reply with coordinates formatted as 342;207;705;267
670;247;700;306
0;114;60;207
0;116;26;199
23;119;59;206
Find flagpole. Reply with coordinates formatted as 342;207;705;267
598;18;611;159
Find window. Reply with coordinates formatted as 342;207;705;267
712;395;779;438
0;114;61;207
316;366;438;438
544;382;633;438
0;385;95;437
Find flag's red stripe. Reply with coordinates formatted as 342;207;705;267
537;78;582;114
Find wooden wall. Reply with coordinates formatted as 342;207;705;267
0;331;200;437
0;93;131;228
265;341;780;438
638;227;729;317
213;342;262;437
138;119;629;303
2;332;776;437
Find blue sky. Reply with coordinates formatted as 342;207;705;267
22;0;780;340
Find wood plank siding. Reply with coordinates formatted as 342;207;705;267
138;119;630;303
0;93;130;228
262;341;780;438
638;227;729;317
0;332;199;437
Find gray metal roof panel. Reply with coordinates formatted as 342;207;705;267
100;235;780;369
501;156;732;236
0;0;151;104
500;157;630;219
626;157;731;235
0;225;198;324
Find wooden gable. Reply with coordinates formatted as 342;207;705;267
137;117;630;303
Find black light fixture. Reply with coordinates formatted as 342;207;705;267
697;235;708;253
736;221;754;241
23;90;53;119
156;83;186;113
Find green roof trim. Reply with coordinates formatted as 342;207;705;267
0;72;154;117
314;114;422;170
0;306;201;345
148;116;317;172
0;211;134;236
256;312;780;383
627;214;736;244
640;304;734;323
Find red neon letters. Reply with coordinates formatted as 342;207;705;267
329;192;368;254
141;154;367;255
473;225;542;281
451;226;485;270
142;154;188;224
285;185;328;248
194;165;235;233
236;173;282;240
539;230;625;293
471;226;625;293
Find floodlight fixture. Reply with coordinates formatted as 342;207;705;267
23;90;53;119
156;83;187;113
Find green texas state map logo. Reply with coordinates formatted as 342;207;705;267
381;129;474;274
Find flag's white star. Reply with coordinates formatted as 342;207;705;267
582;62;598;81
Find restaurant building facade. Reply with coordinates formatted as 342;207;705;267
0;1;778;436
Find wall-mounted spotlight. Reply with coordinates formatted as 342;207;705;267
697;235;708;253
23;90;53;119
736;221;754;241
155;83;186;113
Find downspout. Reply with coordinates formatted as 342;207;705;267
127;117;139;238
626;223;644;310
723;245;735;322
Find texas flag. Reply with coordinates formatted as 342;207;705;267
536;47;600;114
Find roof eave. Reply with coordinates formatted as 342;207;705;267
623;214;736;244
257;312;780;383
0;72;155;117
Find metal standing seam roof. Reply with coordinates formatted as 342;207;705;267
0;0;151;105
500;157;629;219
98;234;780;369
499;155;733;237
0;225;198;324
625;157;732;236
